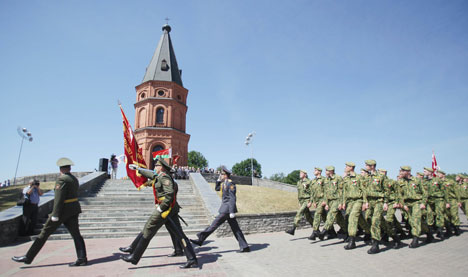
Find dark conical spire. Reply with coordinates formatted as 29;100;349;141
142;24;183;86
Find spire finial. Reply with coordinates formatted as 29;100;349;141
165;17;170;25
162;17;171;33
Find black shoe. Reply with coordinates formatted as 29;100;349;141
326;229;337;240
180;259;198;269
363;233;371;245
190;239;202;247
308;231;318;241
344;237;356;250
285;227;296;236
120;254;138;265
409;237;419;248
12;256;31;264
367;240;380;254
337;228;346;235
425;232;434;244
392;235;402;249
239;247;250;253
436;227;445;240
119;246;133;253
168;251;184;257
318;229;327;241
381;234;389;244
454;226;461;236
69;258;87;267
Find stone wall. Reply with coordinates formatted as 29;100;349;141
201;173;253;185
215;211;314;237
0;172;108;246
8;172;92;186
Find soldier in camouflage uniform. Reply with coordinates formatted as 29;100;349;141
459;175;468;220
423;167;448;240
399;166;429;248
308;167;327;240
318;166;346;240
438;170;461;236
342;162;369;250
286;170;314;235
362;160;396;254
381;169;404;246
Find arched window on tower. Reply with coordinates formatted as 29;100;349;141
156;107;164;124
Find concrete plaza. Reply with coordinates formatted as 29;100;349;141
1;224;467;277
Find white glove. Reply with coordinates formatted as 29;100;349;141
229;213;235;218
156;205;163;213
51;216;59;222
129;164;137;170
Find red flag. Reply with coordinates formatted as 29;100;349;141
432;151;439;177
152;148;172;160
172;155;180;165
120;105;148;188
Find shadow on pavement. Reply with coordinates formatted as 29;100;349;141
21;262;70;269
289;236;309;241
87;253;122;265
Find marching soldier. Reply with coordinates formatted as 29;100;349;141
12;158;87;266
308;167;327;240
423;167;448;240
190;167;250;253
318;166;346;240
286;170;314;235
459;175;468;220
383;171;405;239
438;170;461;236
399;166;429;248
120;159;198;268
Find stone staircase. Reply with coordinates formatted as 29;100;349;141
35;178;211;240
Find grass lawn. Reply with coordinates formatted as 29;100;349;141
209;183;299;214
0;182;56;212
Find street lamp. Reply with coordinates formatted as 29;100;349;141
13;126;33;186
244;131;255;186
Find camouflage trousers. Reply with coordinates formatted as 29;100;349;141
461;199;468;218
323;200;346;231
444;199;460;226
426;198;446;228
312;200;327;231
345;199;369;237
385;201;404;233
366;199;393;240
293;200;314;227
406;201;429;237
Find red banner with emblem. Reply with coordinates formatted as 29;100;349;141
120;105;148;188
432;151;439;177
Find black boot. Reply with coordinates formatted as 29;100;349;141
179;259;198;269
70;236;87;266
120;236;151;265
190;239;203;247
363;233;371;245
409;236;419;248
344;236;356;250
308;230;318;240
119;232;142;253
285;226;296;236
318;229;327;241
454;226;461;236
381;233;389;245
392;235;402;249
436;227;445;240
11;256;32;264
367;239;380;254
326;228;337;239
168;251;184;257
425;232;434;244
444;223;453;238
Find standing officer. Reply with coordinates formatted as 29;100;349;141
286;170;314;235
190;167;250;252
308;167;327;240
318;166;346;240
21;179;43;235
399;166;429;248
120;159;198;268
12;158;87;266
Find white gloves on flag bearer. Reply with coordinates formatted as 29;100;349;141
229;213;235;218
129;164;137;170
51;216;59;222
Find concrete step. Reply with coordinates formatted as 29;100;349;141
39;229;201;240
49;225;208;234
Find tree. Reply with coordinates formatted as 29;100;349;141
269;172;285;182
187;151;208;169
283;170;300;185
232;158;262;178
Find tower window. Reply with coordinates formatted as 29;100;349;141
177;95;181;100
156;107;164;123
158;90;165;96
161;59;169;71
141;93;146;99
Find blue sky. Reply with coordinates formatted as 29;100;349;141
1;0;467;182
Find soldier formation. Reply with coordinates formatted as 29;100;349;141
286;160;468;254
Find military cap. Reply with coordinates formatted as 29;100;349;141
400;166;412;171
325;166;335;171
300;169;308;174
314;167;322;172
345;162;355;167
221;166;232;176
416;172;423;176
155;158;172;172
423;167;434;173
56;157;74;167
379;169;387;173
365;160;377;166
438;170;446;175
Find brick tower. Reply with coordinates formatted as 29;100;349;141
134;24;190;168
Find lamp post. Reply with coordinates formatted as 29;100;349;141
244;131;255;186
13;126;33;186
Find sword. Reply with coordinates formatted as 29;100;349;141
128;164;157;176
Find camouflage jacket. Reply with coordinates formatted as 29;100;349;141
342;172;366;204
297;177;312;201
324;174;342;202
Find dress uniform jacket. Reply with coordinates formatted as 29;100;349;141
52;173;81;219
216;179;237;214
